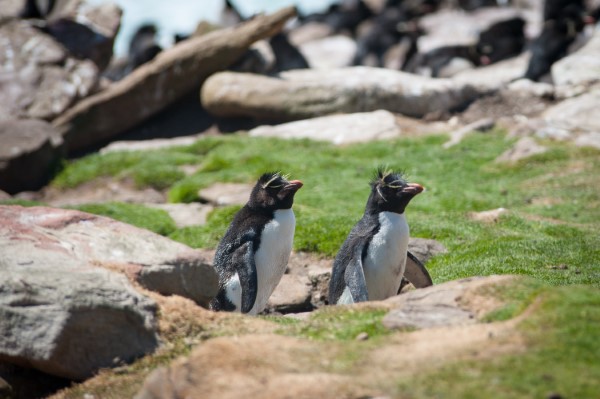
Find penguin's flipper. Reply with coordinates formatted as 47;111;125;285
233;240;258;313
403;251;433;288
344;247;369;303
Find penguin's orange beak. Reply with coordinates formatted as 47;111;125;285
284;180;303;193
403;183;424;195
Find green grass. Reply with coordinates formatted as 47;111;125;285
49;131;600;287
395;283;600;399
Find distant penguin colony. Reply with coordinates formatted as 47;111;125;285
210;172;303;315
328;168;424;305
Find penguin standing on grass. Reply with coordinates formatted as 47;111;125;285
329;168;426;305
210;172;303;315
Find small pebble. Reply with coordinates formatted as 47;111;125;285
355;332;369;341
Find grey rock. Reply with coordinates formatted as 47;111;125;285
542;89;600;134
552;30;600;87
100;134;203;154
0;20;99;122
443;118;495;148
266;274;313;313
53;7;297;154
145;203;214;228
574;132;600;150
0;205;218;307
0;208;160;380
408;237;447;265
0;119;65;194
496;137;547;163
198;182;253;206
44;1;122;71
0;0;23;19
383;277;485;329
298;35;357;69
201;67;493;121
249;110;402;145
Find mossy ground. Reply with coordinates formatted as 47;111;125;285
27;130;599;287
6;130;598;398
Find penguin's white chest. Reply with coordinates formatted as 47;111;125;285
363;211;409;300
249;209;295;314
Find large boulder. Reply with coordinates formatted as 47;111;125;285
0;257;159;380
0;20;99;122
53;7;297;153
0;205;218;307
0;119;65;194
201;65;511;121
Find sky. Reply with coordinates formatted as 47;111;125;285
87;0;339;57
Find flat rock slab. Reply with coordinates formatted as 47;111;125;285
198;182;253;206
542;89;600;135
249;110;402;145
382;276;513;330
0;205;218;306
201;66;496;121
145;203;214;228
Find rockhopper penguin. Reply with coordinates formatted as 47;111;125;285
329;168;424;305
210;172;303;314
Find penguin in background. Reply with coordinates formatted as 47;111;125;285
329;168;426;305
210;172;303;315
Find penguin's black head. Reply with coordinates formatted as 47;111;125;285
367;167;423;214
248;172;303;211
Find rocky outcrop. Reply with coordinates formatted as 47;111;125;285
53;7;297;153
201;66;509;121
0;205;218;306
0;20;99;122
249;110;402;145
0;119;65;194
0;257;159;380
382;275;514;329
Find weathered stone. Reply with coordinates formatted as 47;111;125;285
198;183;253;206
266;274;313;314
408;238;447;266
0;205;218;306
0;0;23;19
552;30;600;87
0;221;159;380
249;110;402;145
574;132;600;150
298;35;357;69
0;119;65;194
202;66;493;121
145;203;214;228
100;134;203;154
53;7;297;153
496;137;547;163
0;20;99;122
443;118;495;148
45;1;122;70
542;89;600;134
383;276;505;330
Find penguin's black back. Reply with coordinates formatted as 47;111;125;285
328;213;379;304
210;206;273;311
